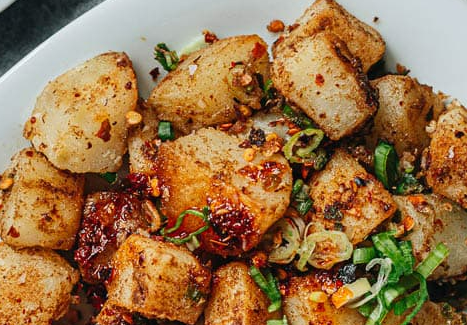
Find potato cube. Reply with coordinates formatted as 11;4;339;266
0;148;84;250
425;103;467;208
106;234;211;325
23;52;138;173
366;75;444;156
273;0;385;73
0;243;79;325
204;262;277;325
309;149;396;244
128;101;160;176
147;35;269;134
154;128;292;256
394;194;467;279
272;32;378;140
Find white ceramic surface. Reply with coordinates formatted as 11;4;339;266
0;0;466;170
0;0;15;13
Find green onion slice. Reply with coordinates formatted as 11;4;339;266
353;247;377;265
415;242;449;279
160;207;209;245
397;273;428;325
282;105;314;129
249;266;282;312
306;229;353;270
371;232;405;279
349;258;392;308
295;234;316;272
399;241;415;275
374;141;398;189
365;294;389;325
154;43;179;71
268;218;302;264
158;121;175;141
283;128;324;164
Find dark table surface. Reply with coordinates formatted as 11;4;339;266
0;0;106;77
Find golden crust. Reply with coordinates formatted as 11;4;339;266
24;52;138;173
309;149;396;244
0;148;84;250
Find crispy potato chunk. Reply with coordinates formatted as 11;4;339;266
75;191;158;284
425;104;467;208
272;32;378;140
0;243;79;325
366;75;444;156
394;194;467;279
205;262;277;325
284;274;365;325
284;274;459;325
106;234;211;325
0;148;84;250
154;128;292;256
309;149;396;244
23;52;138;173
147;35;269;134
273;0;385;73
128;102;160;175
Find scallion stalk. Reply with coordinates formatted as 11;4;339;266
249;266;282;312
374;141;398;189
158;121;175;141
267;316;288;325
415;242;449;279
353;247;377;265
160;207;209;245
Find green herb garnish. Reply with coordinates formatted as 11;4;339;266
158;121;175;141
154;43;179;71
160;206;210;245
249;266;282;312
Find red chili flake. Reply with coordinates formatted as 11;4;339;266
30;116;36;124
96;118;111;142
7;226;19;238
251;42;267;60
25;150;34;157
287;23;300;32
116;57;128;67
315;74;325;86
125;81;132;90
149;67;160;81
203;30;219;44
231;61;237;68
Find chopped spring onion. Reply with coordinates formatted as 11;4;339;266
365;294;389;325
371;232;406;280
158;121;175;141
358;301;376;318
179;34;208;56
160;207;209;245
295;234;316;272
268;218;301;264
282;105;314;129
283;128;325;164
267;316;288;325
154;43;179;71
353;247;377;265
185;235;201;251
415;242;449;279
263;79;274;99
332;278;372;308
374;141;398;189
99;172;117;184
399;241;415;275
397;273;428;325
249;266;282;312
292;180;313;216
349;258;392;308
305;229;353;270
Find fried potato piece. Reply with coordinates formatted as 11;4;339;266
128;102;160;175
147;35;269;134
271;32;378;140
394;194;467;279
0;243;79;325
366;75;444;156
154;128;292;256
205;262;278;325
23;52;138;173
273;0;385;73
284;274;460;325
425;103;467;208
106;234;211;325
308;149;396;244
75;191;158;284
0;148;84;250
